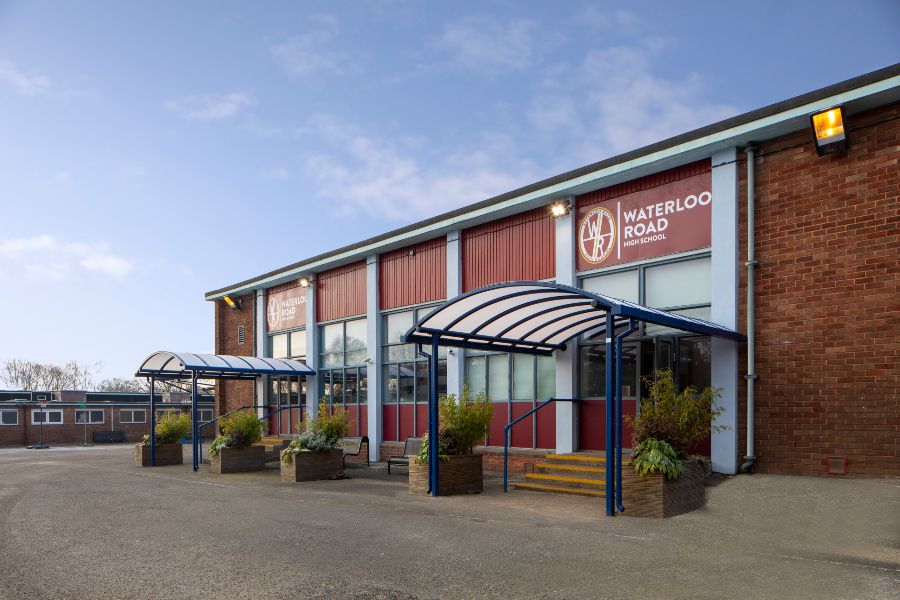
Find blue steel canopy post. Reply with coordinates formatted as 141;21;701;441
429;335;440;496
191;371;199;472
615;319;638;513
149;376;156;466
604;313;615;517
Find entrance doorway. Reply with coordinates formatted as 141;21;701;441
267;376;305;436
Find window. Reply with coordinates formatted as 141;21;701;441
318;318;368;436
582;269;639;303
0;410;18;426
31;409;63;425
75;410;105;424
382;308;447;406
270;328;308;361
198;408;214;423
120;408;146;424
645;257;711;308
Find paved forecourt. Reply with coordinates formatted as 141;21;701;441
0;445;897;599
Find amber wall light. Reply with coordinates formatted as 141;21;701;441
810;106;848;156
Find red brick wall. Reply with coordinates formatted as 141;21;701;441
0;406;214;446
215;293;256;416
737;102;899;477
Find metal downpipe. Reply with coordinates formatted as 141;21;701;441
742;143;758;473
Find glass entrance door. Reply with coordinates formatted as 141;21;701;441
577;342;640;451
268;376;304;436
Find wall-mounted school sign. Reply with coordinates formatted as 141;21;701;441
266;286;307;332
576;164;712;271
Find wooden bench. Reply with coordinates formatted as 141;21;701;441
340;436;369;469
387;437;422;474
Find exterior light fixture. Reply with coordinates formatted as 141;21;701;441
810;106;848;155
549;199;571;218
223;295;242;310
298;276;312;288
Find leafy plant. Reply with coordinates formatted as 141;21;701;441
416;386;493;464
281;405;351;463
627;370;725;457
631;438;684;479
209;411;264;456
145;412;191;445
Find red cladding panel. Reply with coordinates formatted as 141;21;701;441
462;208;555;292
535;403;556;450
380;238;447;310
316;261;367;322
382;405;398;442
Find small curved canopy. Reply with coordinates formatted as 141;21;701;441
404;281;744;356
136;351;315;380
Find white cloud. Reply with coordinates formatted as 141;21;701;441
433;16;538;72
0;57;52;95
300;115;538;221
526;39;738;165
271;15;349;77
164;92;254;121
0;235;134;281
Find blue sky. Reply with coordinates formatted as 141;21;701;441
0;1;897;381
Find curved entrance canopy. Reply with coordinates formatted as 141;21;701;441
136;351;315;380
403;281;744;355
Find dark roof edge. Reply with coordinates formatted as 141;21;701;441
206;62;900;299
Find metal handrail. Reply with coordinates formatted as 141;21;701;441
503;397;579;492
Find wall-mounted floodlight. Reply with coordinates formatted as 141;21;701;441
223;295;242;310
298;276;312;288
549;199;571;218
810;106;848;156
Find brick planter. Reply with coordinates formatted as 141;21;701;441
280;449;344;482
135;443;182;467
210;445;266;474
620;461;706;518
408;454;483;495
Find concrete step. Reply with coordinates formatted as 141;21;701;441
513;482;605;497
534;463;605;478
523;472;605;490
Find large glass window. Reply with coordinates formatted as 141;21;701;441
581;269;639;303
318;318;368;436
382;307;447;406
270;329;306;361
644;256;711;308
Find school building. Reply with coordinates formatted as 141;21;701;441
206;65;899;478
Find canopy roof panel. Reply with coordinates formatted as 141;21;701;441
404;281;744;355
136;351;315;380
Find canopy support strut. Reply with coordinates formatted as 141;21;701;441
428;335;440;496
149;376;156;466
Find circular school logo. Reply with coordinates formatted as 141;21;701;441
267;297;281;329
579;207;616;264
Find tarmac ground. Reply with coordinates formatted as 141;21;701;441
0;444;897;599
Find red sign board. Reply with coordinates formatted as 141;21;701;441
266;286;307;332
576;169;712;270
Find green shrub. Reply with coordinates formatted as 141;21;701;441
209;411;264;456
416;386;493;464
627;370;725;457
146;412;191;445
632;438;684;479
281;405;351;463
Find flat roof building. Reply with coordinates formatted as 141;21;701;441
207;64;899;478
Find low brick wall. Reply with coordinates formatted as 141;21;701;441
210;446;266;474
135;443;183;467
409;454;484;495
621;462;706;518
379;441;406;460
477;446;547;475
280;449;344;482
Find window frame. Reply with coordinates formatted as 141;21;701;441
0;409;18;426
119;408;147;424
75;409;105;425
31;409;64;425
269;327;307;362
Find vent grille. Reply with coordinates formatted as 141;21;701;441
237;325;246;345
824;455;848;475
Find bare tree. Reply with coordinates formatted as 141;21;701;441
0;359;100;391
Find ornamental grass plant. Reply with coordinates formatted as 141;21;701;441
208;411;264;457
281;405;351;463
416;386;493;464
141;412;191;446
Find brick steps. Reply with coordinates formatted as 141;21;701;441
514;482;605;497
514;452;611;496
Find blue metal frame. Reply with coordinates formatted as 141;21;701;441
149;376;156;467
502;397;578;492
615;319;639;513
604;313;615;516
428;336;440;496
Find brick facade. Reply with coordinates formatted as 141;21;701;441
215;293;257;417
737;102;899;477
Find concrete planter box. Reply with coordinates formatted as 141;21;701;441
621;461;706;518
408;454;483;495
280;449;344;482
210;445;266;474
135;443;182;467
